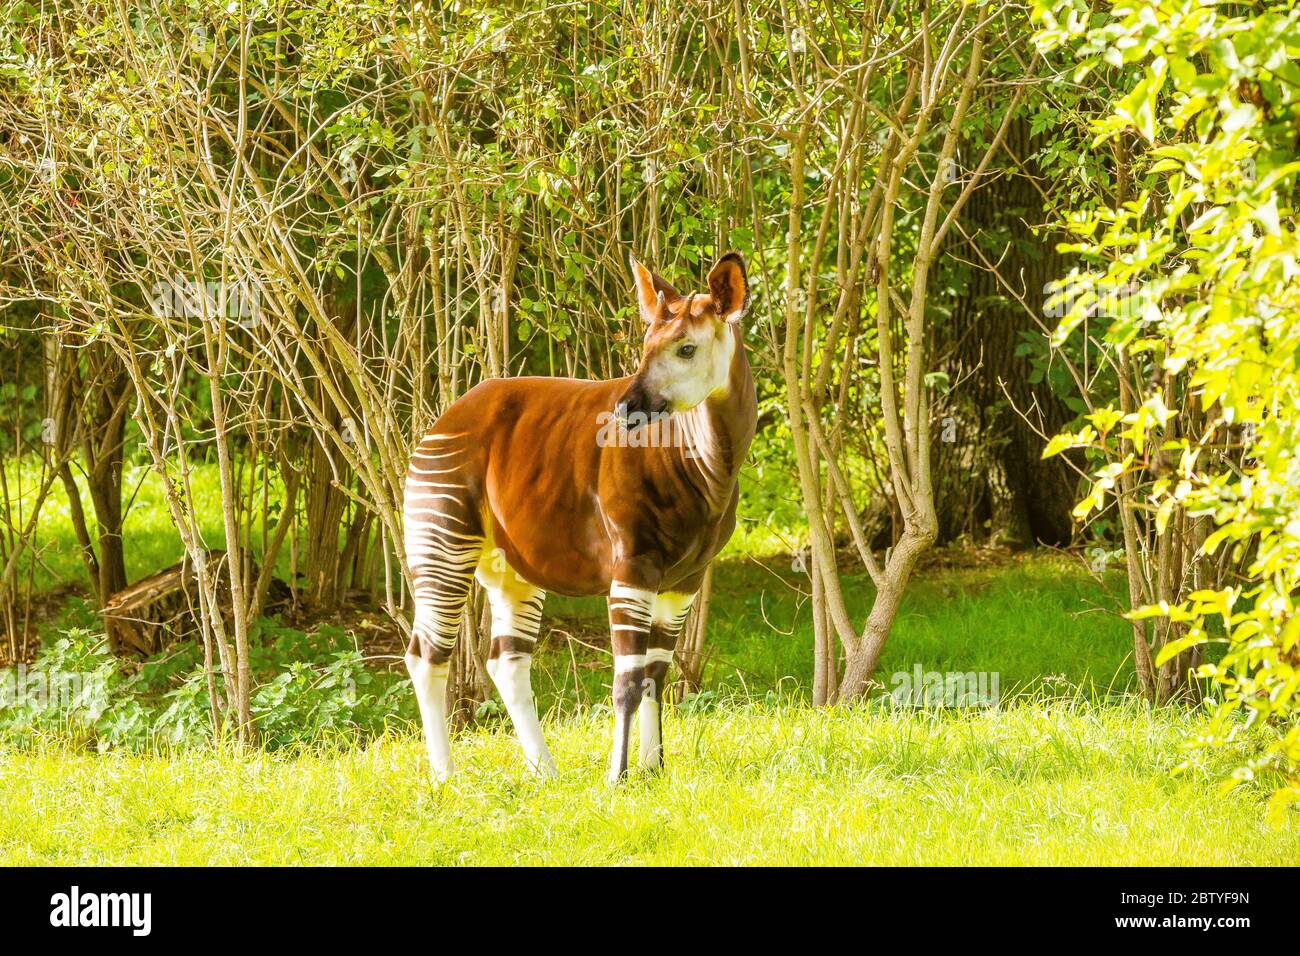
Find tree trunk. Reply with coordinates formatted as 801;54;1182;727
672;563;713;701
302;291;357;610
85;380;130;599
45;340;129;602
932;117;1076;548
838;527;933;700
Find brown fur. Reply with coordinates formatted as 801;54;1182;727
420;254;755;597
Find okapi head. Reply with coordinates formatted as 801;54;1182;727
617;252;750;420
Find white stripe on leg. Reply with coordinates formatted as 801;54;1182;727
609;650;651;784
478;552;557;777
639;649;674;769
608;582;656;784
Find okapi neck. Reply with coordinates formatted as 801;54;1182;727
679;327;756;511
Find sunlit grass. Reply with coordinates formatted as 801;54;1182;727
1;698;1292;865
5;457;1272;866
538;550;1137;712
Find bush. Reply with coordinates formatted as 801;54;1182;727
0;624;415;751
1035;0;1300;815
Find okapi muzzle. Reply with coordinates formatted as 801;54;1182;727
401;251;756;784
614;377;665;422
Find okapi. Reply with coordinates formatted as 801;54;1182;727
402;252;755;782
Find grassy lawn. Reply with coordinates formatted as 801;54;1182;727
2;458;1290;866
535;548;1141;713
2;701;1293;865
2;550;1292;866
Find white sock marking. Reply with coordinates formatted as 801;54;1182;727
639;697;662;769
488;652;557;778
405;653;452;781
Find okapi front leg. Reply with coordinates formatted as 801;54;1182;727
641;591;695;771
607;581;655;783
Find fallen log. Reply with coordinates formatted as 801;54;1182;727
102;550;231;657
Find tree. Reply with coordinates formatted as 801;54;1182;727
762;3;1033;702
931;117;1076;549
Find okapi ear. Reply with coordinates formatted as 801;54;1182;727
629;255;679;324
707;252;749;324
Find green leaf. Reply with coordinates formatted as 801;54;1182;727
1154;632;1207;668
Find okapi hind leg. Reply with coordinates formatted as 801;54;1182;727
403;432;483;782
405;641;454;782
641;591;696;771
477;551;557;778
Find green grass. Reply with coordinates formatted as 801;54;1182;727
535;551;1137;713
2;700;1293;865
3;457;232;593
3;455;1285;865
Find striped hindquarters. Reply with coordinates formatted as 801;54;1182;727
403;431;483;663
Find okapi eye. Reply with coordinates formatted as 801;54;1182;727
678;343;697;359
